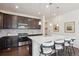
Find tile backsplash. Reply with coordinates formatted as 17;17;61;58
0;29;42;37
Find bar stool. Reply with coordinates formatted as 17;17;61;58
39;41;55;56
54;39;64;56
70;38;76;55
64;37;71;55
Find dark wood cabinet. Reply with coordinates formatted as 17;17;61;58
17;16;41;29
17;16;28;24
3;14;17;29
28;18;41;29
0;36;18;49
0;12;41;29
3;14;12;29
17;16;28;29
8;36;18;47
11;16;18;29
0;36;32;56
32;19;40;29
0;13;3;29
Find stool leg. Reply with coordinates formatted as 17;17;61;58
66;46;70;56
55;50;58;56
62;49;64;56
63;47;65;55
55;49;57;56
65;47;68;55
39;53;41;56
45;54;46;56
68;46;71;56
64;47;67;55
72;46;75;55
66;47;68;55
58;50;59;56
70;46;72;56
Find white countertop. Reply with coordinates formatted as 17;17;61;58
28;34;66;44
28;34;66;56
28;34;77;56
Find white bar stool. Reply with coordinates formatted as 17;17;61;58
54;39;64;56
70;38;76;55
39;41;55;56
64;37;71;55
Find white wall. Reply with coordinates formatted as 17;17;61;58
48;9;79;48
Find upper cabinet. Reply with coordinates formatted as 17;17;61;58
3;14;17;29
3;14;13;29
28;18;41;29
0;13;3;29
17;16;41;29
17;16;28;29
0;12;41;29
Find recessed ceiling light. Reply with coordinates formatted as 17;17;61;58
56;24;59;26
46;5;49;8
49;23;52;26
15;6;19;9
38;12;41;15
53;13;56;16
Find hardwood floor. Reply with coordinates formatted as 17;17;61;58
0;46;79;56
0;46;30;56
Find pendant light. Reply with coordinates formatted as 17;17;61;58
49;3;53;27
56;6;60;27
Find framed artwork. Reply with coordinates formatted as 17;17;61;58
64;21;75;33
53;24;59;32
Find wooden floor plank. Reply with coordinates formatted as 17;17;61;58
0;46;79;56
0;46;30;56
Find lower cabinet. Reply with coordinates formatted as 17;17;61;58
8;36;18;48
0;36;18;49
0;37;8;49
0;36;32;56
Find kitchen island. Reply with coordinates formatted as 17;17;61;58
28;34;66;56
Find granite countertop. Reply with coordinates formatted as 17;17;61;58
28;35;66;44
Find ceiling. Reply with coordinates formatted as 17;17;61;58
0;3;79;19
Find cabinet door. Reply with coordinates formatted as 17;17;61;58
3;14;13;29
17;16;28;29
33;19;41;29
10;36;18;47
3;14;17;29
18;16;28;24
28;19;41;29
0;13;3;29
11;16;18;29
